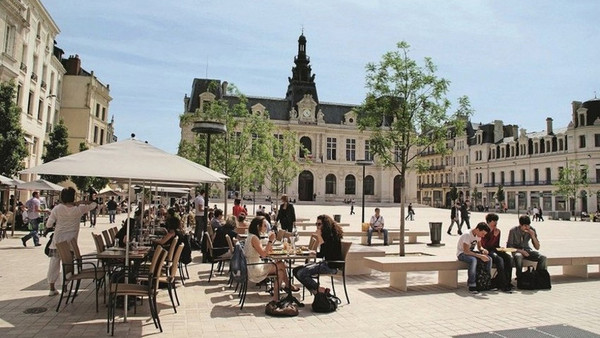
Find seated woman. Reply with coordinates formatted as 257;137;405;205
243;216;298;302
212;216;239;258
293;214;343;295
115;209;141;247
152;208;182;247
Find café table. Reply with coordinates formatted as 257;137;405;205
268;248;316;306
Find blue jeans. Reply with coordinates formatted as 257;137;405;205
458;253;491;287
22;218;41;245
89;210;97;226
367;227;388;245
108;210;116;223
512;250;547;276
293;262;337;293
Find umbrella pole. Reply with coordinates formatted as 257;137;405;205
124;177;132;321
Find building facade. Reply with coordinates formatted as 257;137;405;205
0;0;114;183
180;34;417;204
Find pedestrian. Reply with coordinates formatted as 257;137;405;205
405;203;415;221
21;191;46;247
350;199;355;215
459;201;471;230
106;197;118;223
45;187;97;296
367;207;388;246
275;194;296;232
88;192;98;228
447;202;461;235
538;207;545;222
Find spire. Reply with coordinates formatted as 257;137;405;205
286;32;318;111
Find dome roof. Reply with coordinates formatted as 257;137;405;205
580;99;600;127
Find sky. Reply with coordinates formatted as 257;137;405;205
42;1;600;154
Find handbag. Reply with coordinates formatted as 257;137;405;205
312;291;341;313
44;233;54;257
361;223;370;232
265;300;299;317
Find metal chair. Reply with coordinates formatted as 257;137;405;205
314;241;352;304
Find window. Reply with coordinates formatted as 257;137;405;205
364;175;375;195
299;136;311;158
273;134;283;156
346;139;356;161
365;140;374;161
579;135;586;148
545;168;551;184
491;172;496;186
27;91;34;116
3;24;15;56
95;103;100;118
93;126;98;143
521;169;526;184
510;171;515;185
37;99;43;120
394;146;401;162
325;174;336;194
595;134;600;147
32;137;38;155
102;107;106;121
500;171;505;185
559;139;563;151
326;137;336;160
534;168;539;185
344;175;356;195
100;129;105;145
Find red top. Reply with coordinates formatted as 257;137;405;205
481;228;501;251
232;205;245;217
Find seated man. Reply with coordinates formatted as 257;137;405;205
367;207;388;246
506;215;547;282
481;213;513;292
457;222;491;294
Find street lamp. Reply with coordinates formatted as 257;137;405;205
356;159;374;223
192;121;226;229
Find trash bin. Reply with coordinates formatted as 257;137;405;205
334;214;341;223
427;222;445;247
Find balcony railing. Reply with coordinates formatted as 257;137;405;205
31;73;38;81
484;180;555;188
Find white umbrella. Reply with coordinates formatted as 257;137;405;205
0;174;23;186
17;179;64;192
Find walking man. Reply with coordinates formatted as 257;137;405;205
194;189;206;241
447;202;461;235
350;199;355;215
21;191;43;247
459;201;471;231
107;197;118;224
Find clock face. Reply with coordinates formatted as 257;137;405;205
302;109;311;117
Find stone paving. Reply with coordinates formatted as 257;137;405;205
0;202;599;337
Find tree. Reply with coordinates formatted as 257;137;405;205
356;41;473;256
449;185;459;206
0;82;28;177
496;185;505;212
554;160;590;220
41;119;70;183
179;83;304;206
71;142;109;197
262;130;306;202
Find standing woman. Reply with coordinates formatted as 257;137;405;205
46;187;97;296
275;194;296;232
293;214;343;295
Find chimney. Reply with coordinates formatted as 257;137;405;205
65;54;81;75
511;125;518;138
546;117;553;135
183;94;190;112
572;101;581;125
493;120;503;143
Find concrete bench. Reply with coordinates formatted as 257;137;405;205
296;222;350;230
364;254;600;291
341;230;429;245
345;246;386;275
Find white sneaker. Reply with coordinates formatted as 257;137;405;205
49;290;59;296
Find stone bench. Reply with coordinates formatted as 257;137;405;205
341;230;429;245
345;246;386;275
364;254;600;291
296;222;350;230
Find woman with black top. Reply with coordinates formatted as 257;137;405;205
212;216;239;258
275;194;296;232
293;214;343;295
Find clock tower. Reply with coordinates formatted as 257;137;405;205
286;33;319;121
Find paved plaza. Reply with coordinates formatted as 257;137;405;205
1;202;599;337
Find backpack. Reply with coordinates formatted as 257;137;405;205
476;258;492;291
229;243;247;284
518;266;551;290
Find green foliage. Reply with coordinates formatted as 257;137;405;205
71;142;91;193
449;185;458;204
41;119;70;183
262;130;305;200
179;83;303;197
496;185;505;203
554;160;590;214
356;41;473;256
0;81;28;177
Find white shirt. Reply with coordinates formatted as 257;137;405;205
26;197;41;219
370;214;384;228
456;230;480;257
194;195;205;217
47;202;97;249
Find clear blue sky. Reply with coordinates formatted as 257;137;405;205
43;1;600;154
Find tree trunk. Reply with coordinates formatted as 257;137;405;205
399;174;406;256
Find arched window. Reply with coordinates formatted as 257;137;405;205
364;175;374;195
325;174;337;194
344;175;356;195
299;136;312;158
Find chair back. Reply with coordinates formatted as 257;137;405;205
55;240;75;277
205;232;214;256
151;247;168;292
102;230;112;247
92;233;105;253
69;239;83;264
165;235;179;263
340;241;352;260
225;234;234;254
108;227;117;242
168;243;184;280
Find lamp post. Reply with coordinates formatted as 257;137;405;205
356;159;374;223
192;121;226;229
